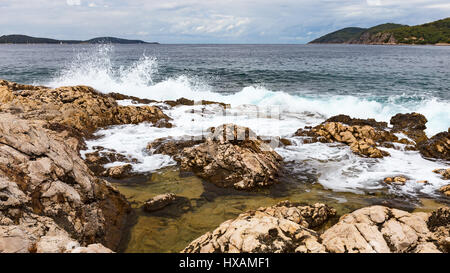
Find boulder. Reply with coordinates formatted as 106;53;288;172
433;168;450;180
439;185;450;196
143;193;178;212
179;124;283;190
419;130;450;161
384;176;407;185
321;206;441;253
182;201;336;253
0;113;131;252
390;113;428;144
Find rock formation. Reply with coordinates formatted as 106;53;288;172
0;112;131;252
183;203;449;253
182;201;336;253
419;130;449;161
0;80;172;141
179;124;283;190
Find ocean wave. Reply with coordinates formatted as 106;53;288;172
47;45;450;136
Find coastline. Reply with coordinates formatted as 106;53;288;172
0;79;448;253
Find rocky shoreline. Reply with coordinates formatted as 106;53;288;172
0;80;448;253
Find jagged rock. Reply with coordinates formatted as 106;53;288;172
0;80;172;139
390;113;428;144
0;113;131;251
182;201;336;253
440;185;450;196
321;206;441;253
427;207;450;252
163;97;230;108
101;164;133;179
84;149;138;177
296;120;391;158
143;193;178;212
419;130;450;160
325;114;388;130
433;168;450;180
180;124;283;190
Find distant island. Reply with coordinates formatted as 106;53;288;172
0;35;159;44
309;17;450;45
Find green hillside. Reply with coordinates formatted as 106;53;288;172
309;18;450;45
309;27;366;43
387;17;450;44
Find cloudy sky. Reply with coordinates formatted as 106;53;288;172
0;0;449;43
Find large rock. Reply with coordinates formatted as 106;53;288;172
390;112;428;144
0;113;131;252
321;206;441;253
0;80;171;139
427;207;450;252
179;124;283;190
418;130;449;161
182;201;336;253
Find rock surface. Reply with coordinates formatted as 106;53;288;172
179;124;283;190
143;193;178;212
183;204;449;253
390;113;428;144
182;201;336;253
419;130;450;161
101;164;133;179
0;113;131;252
0;80;171;140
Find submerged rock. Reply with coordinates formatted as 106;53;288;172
182;201;336;253
180;124;283;190
0;113;131;252
143;193;178;212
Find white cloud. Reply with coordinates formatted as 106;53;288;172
66;0;81;6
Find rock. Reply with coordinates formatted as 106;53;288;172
143;193;178;212
0;113;131;251
418;130;449;161
433;168;450;180
439;185;450;196
180;124;283;190
296;119;392;158
0;80;172;140
384;176;407;185
147;137;205;161
101;164;133;179
321;206;441;253
279;138;293;146
427;207;450;252
182;201;336;253
390;113;428;144
84;149;138;177
325;114;388;130
416;180;429;184
70;243;114;253
163;97;230;108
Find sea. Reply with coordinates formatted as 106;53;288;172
1;44;449;252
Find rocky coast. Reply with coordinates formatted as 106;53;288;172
0;80;448;253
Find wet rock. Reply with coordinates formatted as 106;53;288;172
0;80;172;139
180;124;283;190
182;201;336;253
325;115;388;131
419;130;450;160
143;193;178;212
433;168;450;180
296;120;391;158
384;176;407;185
84;149;138;177
147;137;205;161
321;206;442;253
101;164;133;179
390;113;428;144
439;185;450;196
427;207;450;252
163;97;230;108
0;113;131;251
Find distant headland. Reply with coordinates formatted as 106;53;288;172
0;35;159;44
309;17;450;45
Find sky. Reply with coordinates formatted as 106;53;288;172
0;0;449;43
